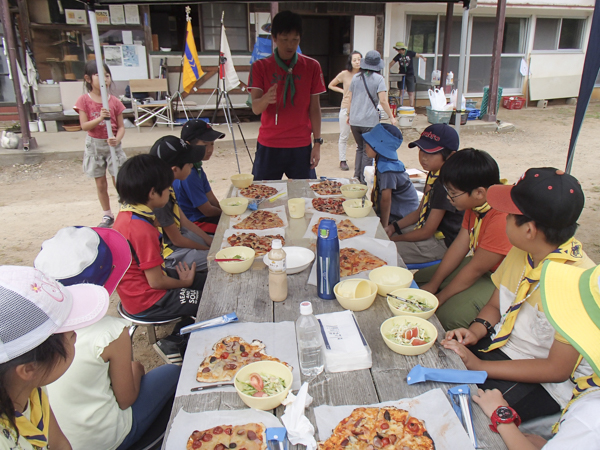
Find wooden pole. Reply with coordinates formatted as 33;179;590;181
439;3;453;92
482;0;507;122
0;0;34;150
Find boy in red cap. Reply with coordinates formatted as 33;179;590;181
442;168;595;422
385;124;463;265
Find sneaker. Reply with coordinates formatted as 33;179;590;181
340;161;349;171
97;215;114;228
153;338;183;365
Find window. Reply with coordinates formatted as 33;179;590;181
407;16;437;54
201;3;248;52
533;18;585;51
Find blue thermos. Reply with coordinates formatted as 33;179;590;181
317;219;340;299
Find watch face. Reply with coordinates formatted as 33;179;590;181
496;407;513;420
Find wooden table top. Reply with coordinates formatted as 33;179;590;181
162;179;506;450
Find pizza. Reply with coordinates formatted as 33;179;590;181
233;210;285;230
312;198;345;215
239;184;279;199
312;218;366;240
318;406;434;450
311;180;342;196
197;336;291;382
186;423;267;450
226;233;285;257
339;248;387;277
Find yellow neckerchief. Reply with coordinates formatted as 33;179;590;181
552;355;600;433
160;188;182;259
414;170;444;240
482;238;584;352
0;388;50;448
120;202;166;269
468;202;492;253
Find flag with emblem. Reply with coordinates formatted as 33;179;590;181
220;24;240;92
183;20;204;93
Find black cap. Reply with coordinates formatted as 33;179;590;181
181;119;225;143
487;167;584;228
149;136;206;166
408;123;459;153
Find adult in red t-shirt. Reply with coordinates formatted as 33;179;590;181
414;149;513;330
249;11;326;180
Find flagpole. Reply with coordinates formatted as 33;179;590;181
172;6;192;120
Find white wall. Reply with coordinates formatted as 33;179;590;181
353;16;376;58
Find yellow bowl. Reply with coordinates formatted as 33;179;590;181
342;199;373;218
220;197;249;216
380;316;438;356
368;266;414;296
334;279;378;311
340;184;368;199
234;361;293;410
387;288;439;320
215;246;255;274
231;173;254;188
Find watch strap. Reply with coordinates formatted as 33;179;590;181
471;318;494;337
489;406;521;433
393;221;402;235
313;137;323;144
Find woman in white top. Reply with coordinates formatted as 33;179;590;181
328;51;361;172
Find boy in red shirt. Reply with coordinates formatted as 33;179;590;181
415;149;512;330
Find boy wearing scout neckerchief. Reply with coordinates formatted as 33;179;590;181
442;168;595;423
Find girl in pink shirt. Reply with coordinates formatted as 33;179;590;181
74;61;126;228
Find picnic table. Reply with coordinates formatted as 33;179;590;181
162;179;506;450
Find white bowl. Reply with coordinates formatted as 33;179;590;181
340;184;368;199
368;266;414;296
231;173;254;189
220;197;249;216
215;246;255;274
234;361;293;410
342;199;373;218
160;47;172;52
263;247;314;274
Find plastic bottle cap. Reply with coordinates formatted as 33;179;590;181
272;239;282;249
300;301;313;315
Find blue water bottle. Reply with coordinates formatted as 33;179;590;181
317;219;340;299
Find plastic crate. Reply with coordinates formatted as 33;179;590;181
502;96;525;110
466;108;481;120
426;106;452;124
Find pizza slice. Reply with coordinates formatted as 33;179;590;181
233;210;284;230
230;423;267;450
355;250;387;274
186;425;232;450
339;248;359;278
337;219;366;240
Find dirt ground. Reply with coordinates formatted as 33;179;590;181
1;101;599;369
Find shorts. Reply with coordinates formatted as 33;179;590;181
398;75;416;93
252;142;317;180
83;135;127;178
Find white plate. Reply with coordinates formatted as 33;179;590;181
263;246;315;274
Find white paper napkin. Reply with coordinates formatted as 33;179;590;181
281;382;317;450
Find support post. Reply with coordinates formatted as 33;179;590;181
482;0;506;122
453;4;470;138
270;2;278;51
0;0;35;150
439;3;453;92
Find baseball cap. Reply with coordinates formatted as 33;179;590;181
150;136;206;166
362;123;402;161
541;262;600;376
487;167;584;228
34;226;131;295
394;42;407;50
181;119;225;143
408;124;459;153
0;265;109;363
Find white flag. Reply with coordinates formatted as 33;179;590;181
220;25;240;92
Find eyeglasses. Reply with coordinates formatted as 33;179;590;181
443;185;468;201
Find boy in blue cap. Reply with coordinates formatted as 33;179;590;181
362;123;419;228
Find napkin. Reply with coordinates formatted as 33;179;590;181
406;364;487;385
280;382;317;450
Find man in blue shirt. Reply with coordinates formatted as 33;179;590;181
176;120;225;234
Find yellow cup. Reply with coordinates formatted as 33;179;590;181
288;198;305;219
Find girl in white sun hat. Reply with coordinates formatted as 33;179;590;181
0;265;109;450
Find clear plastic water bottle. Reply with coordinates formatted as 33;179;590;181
296;301;324;377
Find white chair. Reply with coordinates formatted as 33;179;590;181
129;78;174;132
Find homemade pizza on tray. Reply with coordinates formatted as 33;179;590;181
239;184;279;199
226;233;285;257
311;180;342;196
312;198;345;215
340;248;387;277
312;218;366;240
232;210;285;230
197;336;291;382
318;406;434;450
187;423;267;450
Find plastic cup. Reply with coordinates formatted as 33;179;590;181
288;198;305;219
336;279;371;299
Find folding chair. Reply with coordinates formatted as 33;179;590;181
129;79;174;132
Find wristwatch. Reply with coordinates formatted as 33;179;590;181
470;318;494;337
489;406;521;433
313;137;323;145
